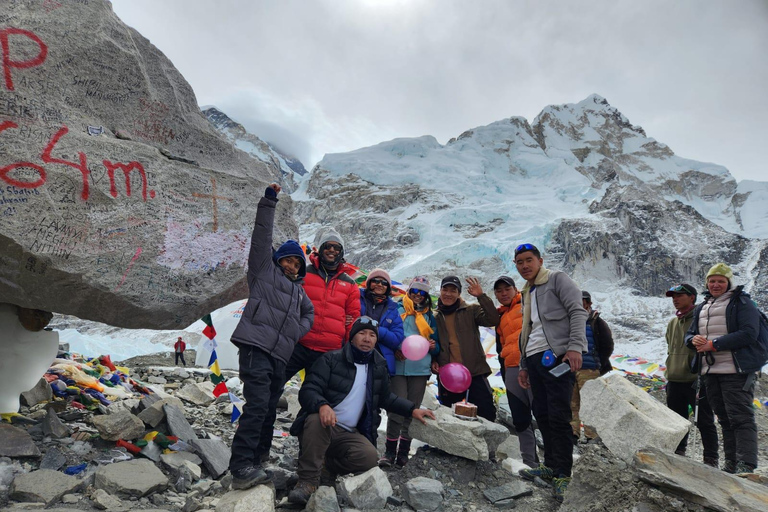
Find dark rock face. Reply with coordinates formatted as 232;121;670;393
0;0;294;328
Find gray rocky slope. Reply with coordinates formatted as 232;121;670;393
0;0;294;329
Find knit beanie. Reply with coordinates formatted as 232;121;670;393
349;316;379;342
408;276;431;293
314;227;345;267
273;240;307;278
706;263;734;284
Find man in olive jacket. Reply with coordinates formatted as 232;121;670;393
433;276;500;422
664;283;718;466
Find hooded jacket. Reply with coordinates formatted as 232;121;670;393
435;294;500;377
497;293;523;368
230;196;314;364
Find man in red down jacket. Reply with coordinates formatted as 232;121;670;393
284;228;361;382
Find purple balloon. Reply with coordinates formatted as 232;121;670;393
440;363;472;393
401;335;430;361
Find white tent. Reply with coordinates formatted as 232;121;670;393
192;299;247;370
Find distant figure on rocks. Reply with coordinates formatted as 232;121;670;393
664;283;718;467
228;183;315;491
514;243;587;503
174;337;187;366
433;275;500;422
288;316;435;505
494;275;538;468
284;227;360;383
686;263;764;475
569;290;614;443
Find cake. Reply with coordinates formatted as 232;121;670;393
453;401;478;418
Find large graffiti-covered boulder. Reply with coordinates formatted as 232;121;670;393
0;0;295;328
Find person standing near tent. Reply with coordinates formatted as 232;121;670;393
433;275;500;422
380;275;439;468
686;263;763;475
284;228;360;383
494;275;538;468
174;336;187;367
228;183;315;490
664;283;718;467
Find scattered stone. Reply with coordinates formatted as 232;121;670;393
339;467;392;510
61;493;80;504
386;495;404;506
93;449;132;465
482;481;532;503
140;441;163;462
501;458;529;475
91;488;124;510
94;459;169;498
492;498;516;509
177;382;216;407
42;409;71;439
190;438;231;479
20;378;52;407
39;447;67;470
409;406;502;461
106;399;140;415
92;411;145;441
495;436;522;461
216;485;275;512
10;469;81;506
306;486;340;512
165;404;198;442
0;424;41;458
148;376;168;385
402;477;444;511
284;393;301;419
580;374;689;462
268;466;297;491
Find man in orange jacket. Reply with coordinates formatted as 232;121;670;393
495;276;537;467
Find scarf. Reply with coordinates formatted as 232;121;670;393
437;298;461;315
350;344;374;364
401;294;434;339
676;303;696;319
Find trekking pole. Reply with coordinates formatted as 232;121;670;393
691;353;702;458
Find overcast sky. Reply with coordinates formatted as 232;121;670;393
112;0;767;182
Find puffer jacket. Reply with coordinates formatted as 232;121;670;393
359;289;405;375
299;253;361;353
685;285;764;374
290;343;415;445
395;302;440;376
497;293;523;368
665;307;697;382
435;294;500;377
582;310;614;375
230;196;314;364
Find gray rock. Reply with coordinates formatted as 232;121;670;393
20;378;52;407
482;481;532;503
106;398;140;415
137;401;167;428
306;486;340;512
10;469;81;506
0;1;289;329
61;494;80;504
267;466;297;491
140;441;162;462
0;424;41;458
92;410;145;441
409;406;505;461
495;436;522;462
161;451;203;467
165;404;198;441
94;459;168;498
493;498;517;509
339;467;392;510
39;447;67;471
580;374;688;462
215;485;274;512
147;376;167;385
177;382;216;407
402;477;444;511
91;488;124;510
42;409;70;439
190;438;231;479
93;449;132;465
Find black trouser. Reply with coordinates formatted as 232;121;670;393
438;374;496;422
284;343;325;385
526;354;575;478
175;352;186;366
665;380;718;459
704;372;758;467
229;345;286;472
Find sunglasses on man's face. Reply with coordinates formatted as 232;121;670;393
358;316;379;327
408;289;428;297
369;278;389;286
323;243;342;252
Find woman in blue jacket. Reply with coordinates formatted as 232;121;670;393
359;269;405;376
380;276;440;467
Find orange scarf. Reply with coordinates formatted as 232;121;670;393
400;294;434;339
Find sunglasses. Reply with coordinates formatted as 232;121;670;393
358;316;379;327
408;289;428;297
514;243;537;257
323;243;342;252
669;284;696;295
369;278;389;286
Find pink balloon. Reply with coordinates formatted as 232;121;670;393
440;363;472;393
401;335;430;361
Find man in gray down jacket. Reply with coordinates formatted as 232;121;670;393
228;183;314;490
514;244;587;503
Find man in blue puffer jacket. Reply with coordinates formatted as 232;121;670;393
359;268;405;375
228;183;314;490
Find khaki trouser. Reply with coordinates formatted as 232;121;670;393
296;413;378;484
570;369;601;438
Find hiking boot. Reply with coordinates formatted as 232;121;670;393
378;438;398;468
395;437;412;467
552;477;571;503
703;457;718;468
231;465;270;490
519;464;554;483
735;461;756;475
674;448;686;456
722;460;737;474
288;480;317;505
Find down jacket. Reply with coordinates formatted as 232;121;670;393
359;289;405;375
230;196;314;364
299;253;361;353
497;293;523;368
290;343;415;445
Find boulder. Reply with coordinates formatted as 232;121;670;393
216;485;274;512
10;469;81;506
0;0;292;329
94;459;168;498
20;378;52;406
402;477;444;511
92;410;145;441
580;374;689;462
0;424;41;457
306;486;341;512
177;382;216;407
164;403;198;441
339;467;392;510
190;438;230;479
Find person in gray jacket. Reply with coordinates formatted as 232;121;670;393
514;244;587;503
228;183;315;490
